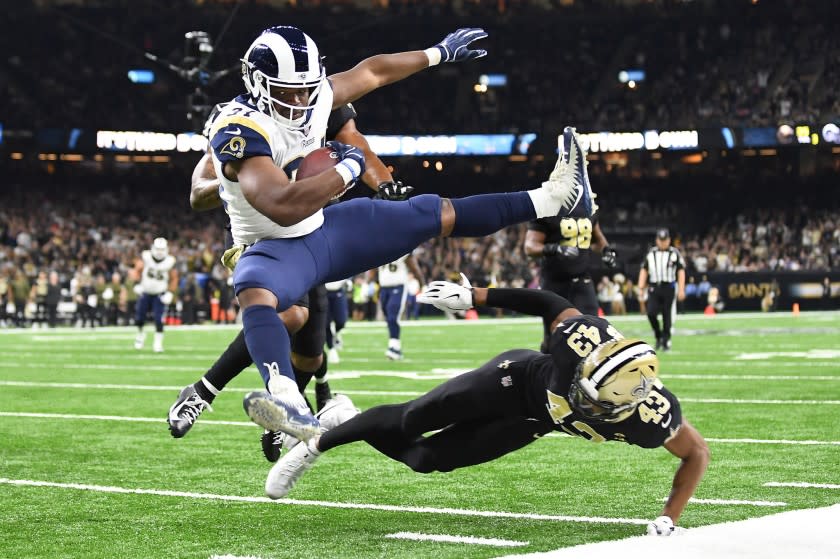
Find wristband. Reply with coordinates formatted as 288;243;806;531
424;47;442;66
334;161;359;186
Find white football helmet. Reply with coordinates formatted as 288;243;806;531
568;339;658;423
151;237;169;260
241;26;325;130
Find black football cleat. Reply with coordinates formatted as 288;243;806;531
167;385;213;438
261;429;285;463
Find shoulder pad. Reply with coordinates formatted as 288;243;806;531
210;114;272;163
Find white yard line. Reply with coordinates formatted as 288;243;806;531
0;478;649;525
499;504;840;559
764;482;840;489
681;398;840;405
384;532;528;547
685;498;786;506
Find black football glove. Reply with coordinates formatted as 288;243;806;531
375;181;415;201
601;246;618;268
543;243;579;258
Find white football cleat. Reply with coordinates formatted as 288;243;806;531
265;439;320;499
243;390;322;443
134;333;145;350
316;394;360;431
540;127;597;217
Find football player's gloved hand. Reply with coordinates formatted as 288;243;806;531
160;291;174;305
375;181;414;201
326;141;366;187
429;28;488;64
543;243;579;259
646;515;675;537
601;246;618;268
133;284;144;296
417;273;473;312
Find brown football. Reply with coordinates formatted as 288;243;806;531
295;146;340;180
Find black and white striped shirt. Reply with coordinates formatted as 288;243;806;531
642;247;685;284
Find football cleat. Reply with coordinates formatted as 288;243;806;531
265;439;320;499
315;381;333;412
316;393;360;431
561;126;597;216
261;394;358;462
168;385;213;438
385;348;404;361
261;429;286;463
134;333;145;350
243;390;322;442
544;127;597;217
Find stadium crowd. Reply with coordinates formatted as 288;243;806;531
2;173;837;327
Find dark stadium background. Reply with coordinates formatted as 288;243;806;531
2;0;838;324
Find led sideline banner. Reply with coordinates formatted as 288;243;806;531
5;123;839;154
693;272;840;312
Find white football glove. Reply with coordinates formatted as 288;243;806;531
160;291;174;305
646;515;675;536
133;284;144;296
417;273;474;312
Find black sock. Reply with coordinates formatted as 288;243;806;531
192;380;216;403
313;358;328;381
293;364;315;393
319;403;408;454
203;329;253;396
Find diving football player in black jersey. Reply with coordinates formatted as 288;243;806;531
244;277;709;537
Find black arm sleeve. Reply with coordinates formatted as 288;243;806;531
484;288;576;322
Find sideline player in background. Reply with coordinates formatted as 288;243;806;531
524;135;617;348
378;252;425;360
324;278;350;364
245;276;709;538
638;228;686;351
133;237;177;353
169;101;413;463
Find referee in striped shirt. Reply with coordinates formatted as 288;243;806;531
638;228;686;351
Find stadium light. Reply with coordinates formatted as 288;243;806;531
127;69;155;84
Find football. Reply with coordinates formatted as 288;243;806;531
296;146;340;180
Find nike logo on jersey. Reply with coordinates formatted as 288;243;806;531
225;127;242;135
661;414;672;428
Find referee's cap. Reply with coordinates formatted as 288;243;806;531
656;228;670;240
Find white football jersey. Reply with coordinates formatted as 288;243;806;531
208;86;335;246
379;254;410;288
140;251;175;295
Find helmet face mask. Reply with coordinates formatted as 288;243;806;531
242;26;326;130
568;339;658;423
151;237;169;261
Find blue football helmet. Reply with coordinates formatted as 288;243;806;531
241;26;326;130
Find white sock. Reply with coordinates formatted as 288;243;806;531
527;186;557;219
154;332;164;345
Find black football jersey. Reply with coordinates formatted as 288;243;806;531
528;214;599;281
326;103;358;140
524;315;683;449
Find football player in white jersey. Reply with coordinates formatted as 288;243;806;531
377;253;424;360
133;237;178;353
206;25;595;446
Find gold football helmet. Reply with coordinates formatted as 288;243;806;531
568;339;658;423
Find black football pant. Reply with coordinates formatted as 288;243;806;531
646;284;675;343
318;349;554;473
